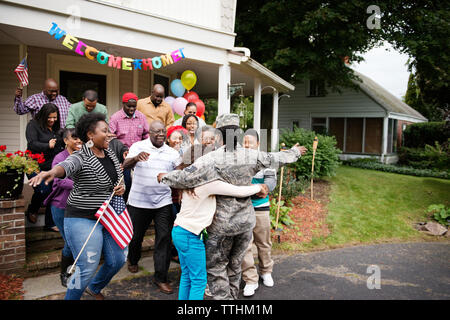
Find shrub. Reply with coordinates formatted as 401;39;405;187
426;204;450;226
398;140;450;170
343;159;450;179
270;168;308;204
403;121;449;148
269;198;294;230
279;127;341;179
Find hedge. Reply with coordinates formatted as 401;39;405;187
343;158;450;179
403;121;449;148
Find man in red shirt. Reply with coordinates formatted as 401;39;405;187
109;92;149;201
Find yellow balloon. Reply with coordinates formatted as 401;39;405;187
201;114;205;121
181;70;197;91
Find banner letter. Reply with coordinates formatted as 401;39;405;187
108;55;122;69
48;22;66;40
97;51;110;65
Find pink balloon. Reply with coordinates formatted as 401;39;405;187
172;97;188;117
164;96;175;107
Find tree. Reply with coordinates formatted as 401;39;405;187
235;1;384;92
382;1;449;120
404;72;441;121
235;1;449;117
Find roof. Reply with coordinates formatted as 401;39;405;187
352;70;427;121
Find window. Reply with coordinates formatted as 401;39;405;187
387;119;398;153
345;118;363;153
311;117;327;134
308;79;326;97
329;118;345;151
364;118;383;154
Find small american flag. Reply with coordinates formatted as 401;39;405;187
95;195;133;249
14;57;29;86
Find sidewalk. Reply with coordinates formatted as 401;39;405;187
23;241;450;300
23;255;180;300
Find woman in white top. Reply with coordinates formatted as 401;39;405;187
160;145;264;300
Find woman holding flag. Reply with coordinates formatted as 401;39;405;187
28;112;130;300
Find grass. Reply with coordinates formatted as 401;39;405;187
273;166;450;253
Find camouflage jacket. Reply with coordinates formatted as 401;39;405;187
162;145;301;235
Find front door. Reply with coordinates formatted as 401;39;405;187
59;71;107;104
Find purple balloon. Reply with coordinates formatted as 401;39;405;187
172;97;188;116
164;96;175;107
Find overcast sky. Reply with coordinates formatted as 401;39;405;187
352;42;411;99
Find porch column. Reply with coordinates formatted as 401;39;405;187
381;116;389;163
271;90;279;151
253;78;261;131
218;63;231;115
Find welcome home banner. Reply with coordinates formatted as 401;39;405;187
48;22;185;71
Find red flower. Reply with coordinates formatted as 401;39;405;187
0;145;6;152
25;150;31;155
6;153;13;158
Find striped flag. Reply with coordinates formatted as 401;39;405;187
14;57;29;86
95;195;133;249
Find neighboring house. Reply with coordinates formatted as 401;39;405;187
0;0;293;152
277;70;427;163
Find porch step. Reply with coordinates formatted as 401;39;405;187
24;225;156;277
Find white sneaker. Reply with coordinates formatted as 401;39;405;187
261;273;274;287
243;283;259;297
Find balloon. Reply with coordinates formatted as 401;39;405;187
170;79;185;97
192;99;205;117
164;96;175;107
181;70;197;91
172;97;188;116
183;91;199;102
201;114;205;121
173;113;182;120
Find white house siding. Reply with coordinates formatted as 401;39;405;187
100;0;234;33
278;81;386;132
0;45;21;152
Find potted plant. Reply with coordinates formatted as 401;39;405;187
0;145;44;200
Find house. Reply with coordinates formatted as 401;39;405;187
277;70;427;163
0;0;293;153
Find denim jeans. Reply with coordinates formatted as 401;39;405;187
50;206;72;258
64;217;127;300
172;226;207;300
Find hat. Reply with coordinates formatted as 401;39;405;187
215;113;239;128
122;92;138;103
167;125;188;138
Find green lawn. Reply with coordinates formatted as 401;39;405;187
276;166;450;252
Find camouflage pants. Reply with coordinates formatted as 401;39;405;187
205;229;253;300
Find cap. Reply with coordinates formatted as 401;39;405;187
215;113;239;128
167;125;188;138
122;92;138;103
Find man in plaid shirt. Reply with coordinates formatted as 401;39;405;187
14;78;71;127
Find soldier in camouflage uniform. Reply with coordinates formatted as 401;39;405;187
160;114;307;299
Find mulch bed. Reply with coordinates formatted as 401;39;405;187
272;179;331;244
0;273;24;300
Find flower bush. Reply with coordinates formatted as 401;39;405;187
0;145;43;175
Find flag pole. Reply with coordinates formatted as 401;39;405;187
310;137;318;200
68;176;124;275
